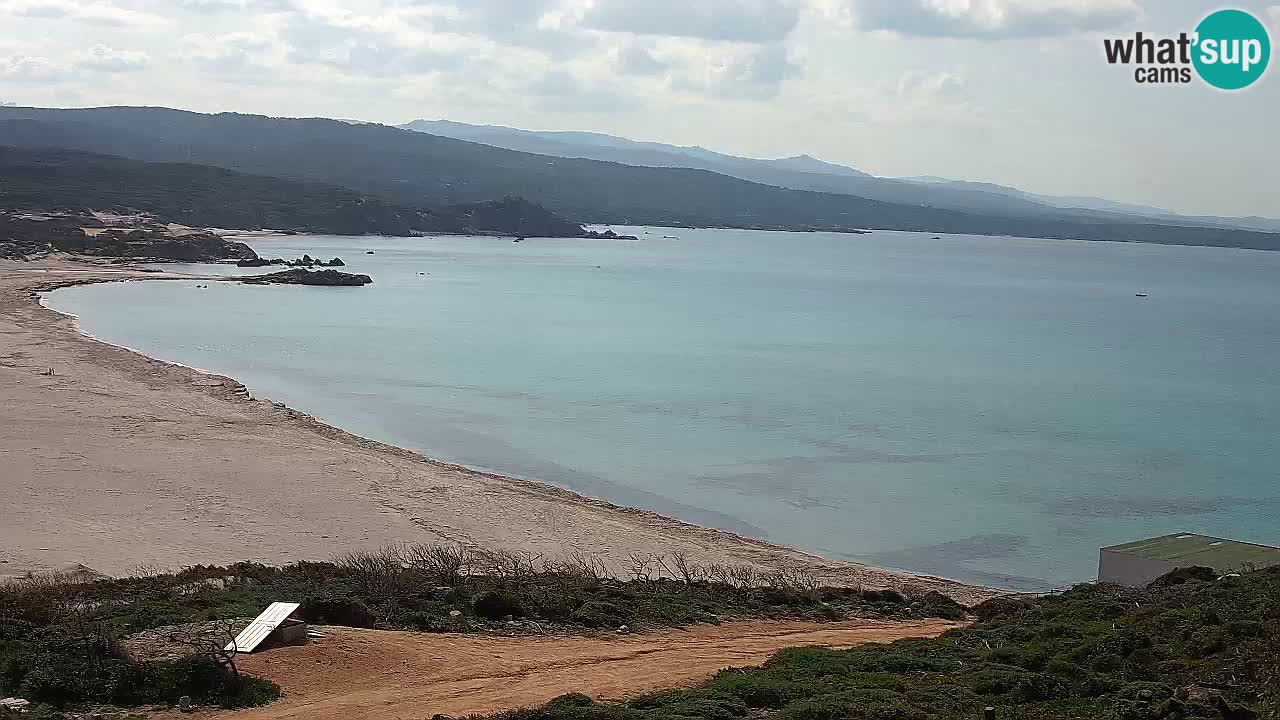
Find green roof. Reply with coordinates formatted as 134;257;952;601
1103;533;1280;571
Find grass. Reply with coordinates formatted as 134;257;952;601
0;544;961;711
491;565;1280;720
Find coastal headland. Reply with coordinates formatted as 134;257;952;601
0;256;996;604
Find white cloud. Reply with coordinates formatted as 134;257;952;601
582;0;800;43
0;54;66;82
165;0;296;11
0;45;151;82
616;44;669;76
0;0;163;25
851;0;1140;39
813;69;980;126
177;32;278;79
525;69;637;112
669;42;802;99
74;45;151;72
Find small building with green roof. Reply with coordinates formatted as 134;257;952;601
1099;533;1280;587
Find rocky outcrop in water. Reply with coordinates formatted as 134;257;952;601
238;255;346;268
582;229;639;240
236;257;279;267
242;269;373;286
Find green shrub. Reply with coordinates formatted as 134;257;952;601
1014;673;1068;702
910;591;966;621
549;693;596;709
301;595;376;627
1187;627;1228;658
1148;566;1217;588
861;590;905;605
571;601;629;629
474;591;525;620
968;669;1027;696
628;689;746;720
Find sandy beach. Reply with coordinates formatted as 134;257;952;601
0;257;994;603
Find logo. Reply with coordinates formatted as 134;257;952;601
1103;9;1271;90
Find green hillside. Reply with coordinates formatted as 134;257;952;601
3;107;1279;250
0;145;584;238
499;567;1279;720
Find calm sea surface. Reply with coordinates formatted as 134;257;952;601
44;228;1280;590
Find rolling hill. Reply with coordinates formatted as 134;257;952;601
3;105;1279;250
0;145;584;237
403;118;1280;234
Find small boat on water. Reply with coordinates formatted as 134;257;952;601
514;237;523;243
1135;293;1148;298
662;235;679;239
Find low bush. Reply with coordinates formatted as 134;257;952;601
474;591;525;620
0;619;277;709
489;565;1280;720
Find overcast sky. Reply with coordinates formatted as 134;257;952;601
1;0;1277;217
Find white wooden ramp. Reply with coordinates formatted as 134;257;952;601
227;602;301;653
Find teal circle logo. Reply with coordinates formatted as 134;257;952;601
1193;9;1271;90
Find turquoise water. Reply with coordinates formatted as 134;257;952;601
43;228;1280;590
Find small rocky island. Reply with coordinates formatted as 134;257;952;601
582;229;640;240
241;269;373;286
237;254;345;268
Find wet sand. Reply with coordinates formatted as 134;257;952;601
0;257;995;603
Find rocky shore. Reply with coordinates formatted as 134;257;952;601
1;210;257;262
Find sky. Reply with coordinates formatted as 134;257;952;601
1;0;1277;218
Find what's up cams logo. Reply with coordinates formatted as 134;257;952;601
1104;9;1271;90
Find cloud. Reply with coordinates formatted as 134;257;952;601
0;45;149;82
164;0;296;11
851;0;1140;39
178;32;278;79
434;0;559;33
525;69;637;112
173;0;241;11
813;68;981;126
671;43;802;99
408;0;594;58
0;54;66;82
274;9;473;78
616;44;669;76
582;0;800;43
74;44;151;72
0;0;163;25
319;42;460;77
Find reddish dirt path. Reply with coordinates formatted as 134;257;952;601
215;619;960;720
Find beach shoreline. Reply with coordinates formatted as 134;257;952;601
0;256;999;604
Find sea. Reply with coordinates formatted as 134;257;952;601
42;227;1280;591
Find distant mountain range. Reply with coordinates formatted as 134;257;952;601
401;118;1280;235
898;176;1280;234
1;105;1277;250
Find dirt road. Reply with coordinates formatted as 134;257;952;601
220;619;960;720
